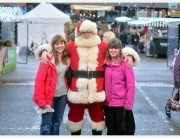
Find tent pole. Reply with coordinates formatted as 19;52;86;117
26;23;29;64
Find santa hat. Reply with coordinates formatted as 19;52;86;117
75;20;97;35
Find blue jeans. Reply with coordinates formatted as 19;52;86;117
131;44;138;52
40;95;67;135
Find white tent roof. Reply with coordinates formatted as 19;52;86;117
137;17;180;27
127;20;152;27
115;16;135;23
18;3;70;24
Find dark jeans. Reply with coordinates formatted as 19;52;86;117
40;95;67;135
131;44;138;52
104;105;124;135
121;42;126;48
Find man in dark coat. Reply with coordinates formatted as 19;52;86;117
119;30;127;48
131;30;139;52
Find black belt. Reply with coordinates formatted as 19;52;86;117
72;70;104;79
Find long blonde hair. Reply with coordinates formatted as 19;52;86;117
103;31;116;43
104;38;122;63
51;34;68;65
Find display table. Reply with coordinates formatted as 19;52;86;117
0;46;17;75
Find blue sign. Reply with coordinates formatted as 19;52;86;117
168;3;177;9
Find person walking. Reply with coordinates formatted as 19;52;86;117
32;34;70;135
119;30;127;48
97;28;103;41
131;30;139;52
104;38;136;135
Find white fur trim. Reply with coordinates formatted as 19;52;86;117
67;87;105;104
34;44;52;59
122;47;140;66
65;118;85;132
87;46;99;71
88;79;105;103
75;35;101;48
77;46;99;71
80;20;97;34
67;86;89;104
77;47;88;70
89;120;106;131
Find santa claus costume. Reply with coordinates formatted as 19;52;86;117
35;20;140;135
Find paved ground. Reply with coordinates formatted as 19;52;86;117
1;51;178;135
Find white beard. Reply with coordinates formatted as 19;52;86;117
75;35;101;48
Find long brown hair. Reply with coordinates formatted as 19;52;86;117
51;34;68;65
104;38;122;63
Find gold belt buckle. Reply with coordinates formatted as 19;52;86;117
88;71;93;79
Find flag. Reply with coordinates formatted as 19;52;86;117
142;26;147;34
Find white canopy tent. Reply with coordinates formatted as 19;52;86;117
16;2;70;64
17;2;70;47
115;16;135;23
18;2;70;24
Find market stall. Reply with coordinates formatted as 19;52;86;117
0;10;30;75
128;18;169;58
17;2;70;63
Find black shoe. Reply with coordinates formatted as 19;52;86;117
92;130;102;135
71;130;81;135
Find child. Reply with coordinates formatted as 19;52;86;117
104;38;135;135
32;34;70;135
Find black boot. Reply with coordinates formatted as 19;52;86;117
92;130;102;135
71;130;81;135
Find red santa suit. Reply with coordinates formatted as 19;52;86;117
34;20;140;134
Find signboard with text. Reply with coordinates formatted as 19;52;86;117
2;47;17;75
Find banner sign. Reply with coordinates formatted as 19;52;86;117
168;3;177;9
2;47;17;75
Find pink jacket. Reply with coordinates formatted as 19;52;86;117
104;58;135;110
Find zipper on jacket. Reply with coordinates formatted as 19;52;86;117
49;76;53;86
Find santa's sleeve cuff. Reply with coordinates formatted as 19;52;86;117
34;44;52;59
122;47;140;66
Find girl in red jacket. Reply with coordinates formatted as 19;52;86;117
32;34;70;135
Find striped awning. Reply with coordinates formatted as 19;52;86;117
137;17;168;27
127;20;152;27
0;7;23;16
137;17;180;27
0;7;30;23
